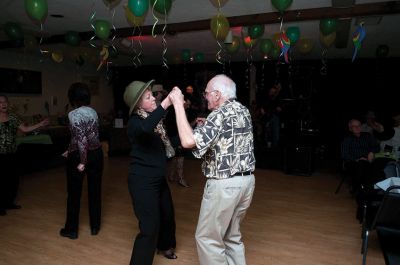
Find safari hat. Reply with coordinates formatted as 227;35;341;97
124;79;155;115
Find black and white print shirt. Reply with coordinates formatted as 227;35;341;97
193;99;256;179
68;106;101;164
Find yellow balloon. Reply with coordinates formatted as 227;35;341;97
297;39;314;54
124;5;145;27
51;52;64;63
210;13;230;41
319;31;336;48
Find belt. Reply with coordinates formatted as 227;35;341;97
232;171;253;177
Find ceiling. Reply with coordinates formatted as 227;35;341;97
1;0;400;66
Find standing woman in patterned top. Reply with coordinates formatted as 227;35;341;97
59;83;103;239
0;94;48;216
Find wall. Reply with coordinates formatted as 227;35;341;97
0;50;114;118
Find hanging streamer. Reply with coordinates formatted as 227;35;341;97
151;0;169;68
278;18;290;63
320;48;328;75
89;0;98;48
352;22;366;62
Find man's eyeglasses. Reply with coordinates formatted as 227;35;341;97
203;90;217;98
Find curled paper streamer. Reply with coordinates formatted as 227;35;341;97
352;22;366;62
278;31;290;63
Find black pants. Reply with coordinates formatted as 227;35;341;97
128;174;176;265
0;153;18;210
64;148;103;232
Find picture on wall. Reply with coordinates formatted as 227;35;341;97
0;67;42;94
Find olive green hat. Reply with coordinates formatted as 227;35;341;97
124;79;155;115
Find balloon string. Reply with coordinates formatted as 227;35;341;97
89;0;97;48
215;12;223;65
109;8;117;56
137;27;143;66
161;7;168;69
38;22;46;56
151;0;159;38
130;27;138;68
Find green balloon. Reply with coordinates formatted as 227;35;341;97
319;18;337;36
128;0;149;17
65;31;81;46
226;36;241;54
150;0;172;14
194;52;204;63
4;22;23;40
271;0;293;13
286;26;300;44
94;20;111;40
270;47;280;59
181;49;191;62
24;0;48;21
376;45;389;58
249;25;264;39
260;39;273;55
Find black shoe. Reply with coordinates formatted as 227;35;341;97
0;209;6;216
59;228;78;239
6;204;21;210
158;248;177;259
91;227;100;235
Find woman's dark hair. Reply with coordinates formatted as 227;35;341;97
68;82;91;107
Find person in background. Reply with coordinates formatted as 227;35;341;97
60;83;104;239
152;84;168;106
0;94;48;216
341;119;380;192
124;80;177;265
169;74;256;265
262;83;283;147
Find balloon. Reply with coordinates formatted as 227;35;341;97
94;20;111;40
24;35;37;50
4;22;23;40
194;52;204;63
24;0;48;21
209;0;229;8
128;0;149;17
103;0;122;9
64;31;81;46
286;26;300;44
297;38;314;54
181;49;191;62
210;14;230;41
226;36;240;53
150;0;172;14
320;18;337;36
271;32;281;47
51;52;63;63
124;5;145;27
376;45;389;58
319;31;336;48
271;0;293;13
270;47;280;59
249;25;264;39
243;36;258;48
260;38;273;55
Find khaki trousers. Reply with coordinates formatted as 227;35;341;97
195;174;255;265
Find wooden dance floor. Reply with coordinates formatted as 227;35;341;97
0;156;385;265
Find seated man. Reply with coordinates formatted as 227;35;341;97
341;119;380;192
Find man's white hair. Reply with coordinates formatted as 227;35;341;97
208;74;236;99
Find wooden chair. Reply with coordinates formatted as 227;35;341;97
361;185;400;265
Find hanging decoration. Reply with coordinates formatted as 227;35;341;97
194;52;205;63
97;45;110;70
128;0;149;17
297;38;314;54
102;0;122;9
150;0;172;68
278;31;290;63
249;25;264;39
271;0;293;13
319;32;336;48
24;0;48;57
319;18;337;36
51;51;63;63
286;26;300;44
124;5;145;67
225;35;240;54
351;22;366;62
65;31;81;46
210;12;230;64
24;35;38;51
